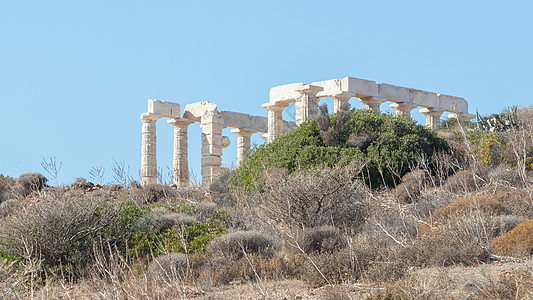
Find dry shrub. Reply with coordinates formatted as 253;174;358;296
298;225;345;254
302;248;354;287
135;209;196;233
478;269;533;299
486;165;523;187
491;215;527;237
191;202;217;222
208;230;274;261
16;172;47;197
204;251;305;286
494;189;533;219
0;199;23;218
146;253;207;283
419;195;507;234
132;184;175;204
392;169;428;204
256;163;369;230
492;219;533;257
444;169;485;193
0;175;15;203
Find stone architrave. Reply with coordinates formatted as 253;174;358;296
389;102;417;117
420;108;445;129
295;85;323;125
231;128;256;166
200;112;225;185
331;92;355;114
359;96;387;113
140;113;162;186
448;112;475;121
262;102;288;143
168;118;194;188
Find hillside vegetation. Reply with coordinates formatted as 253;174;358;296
0;106;532;299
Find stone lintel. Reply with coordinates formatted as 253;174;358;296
147;99;180;118
140;112;162;122
294;84;324;94
167;118;195;126
448;112;475;121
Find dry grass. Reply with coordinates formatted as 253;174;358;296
492;219;533;257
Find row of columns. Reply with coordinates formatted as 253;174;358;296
141;113;256;187
263;90;462;143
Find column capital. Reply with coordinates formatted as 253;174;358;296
140;113;162;122
331;92;356;101
231;128;256;137
295;84;323;95
419;107;445;116
448;112;475;121
167;118;195;127
262;102;289;111
359;96;387;104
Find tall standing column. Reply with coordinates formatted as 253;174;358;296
200;113;225;185
331;92;355;114
140;113;162;186
231;128;256;166
167;118;194;188
390;102;417;117
359;96;387;113
262;102;288;143
419;108;444;129
295;85;323;125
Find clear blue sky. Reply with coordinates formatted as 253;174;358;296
1;1;531;185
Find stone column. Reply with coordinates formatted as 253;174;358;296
231;128;256;166
140;113;162;186
419;108;444;129
390;102;417;117
262;102;288;143
167;118;194;188
200;113;224;185
295;85;323;125
359;96;387;113
331;92;355;114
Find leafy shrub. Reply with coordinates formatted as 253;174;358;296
492;219;533;257
298;225;345;254
253;163;369;230
208;230;274;261
16;173;47;197
232;109;449;190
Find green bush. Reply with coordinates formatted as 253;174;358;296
231;109;449;190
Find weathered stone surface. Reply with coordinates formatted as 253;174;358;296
148;100;180;118
331;92;355;114
182;101;218;120
140;113;162;186
378;83;410;103
231;128;255;166
410;89;440;108
270;83;306;103
439;94;468;112
390;102;417;117
359;96;387;113
344;77;379;98
420;108;445;129
168;118;194;187
295;85;322;125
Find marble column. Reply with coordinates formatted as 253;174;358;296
331;92;355;114
420;108;444;129
262;102;288;143
295;85;323;125
140;113;162;186
359;96;387;113
390;102;417;117
200;113;224;185
167;118;194;187
231;128;256;166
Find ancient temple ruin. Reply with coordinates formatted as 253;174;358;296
140;77;474;186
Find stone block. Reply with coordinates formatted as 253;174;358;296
250;116;268;132
270;83;306;103
201;156;222;167
378;83;410;102
201;146;223;156
311;79;343;97
148;100;180;118
182;101;218;120
220;111;252;129
438;94;468;113
409;89;440;108
221;136;230;148
343;77;379;98
283;121;296;133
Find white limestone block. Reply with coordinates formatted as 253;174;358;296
409;89;440;108
201;156;222;167
378;84;410;103
269;83;306;103
148;99;180;118
311;79;343;98
182;101;218;120
438;94;468;113
220;111;252;129
343;77;379;98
